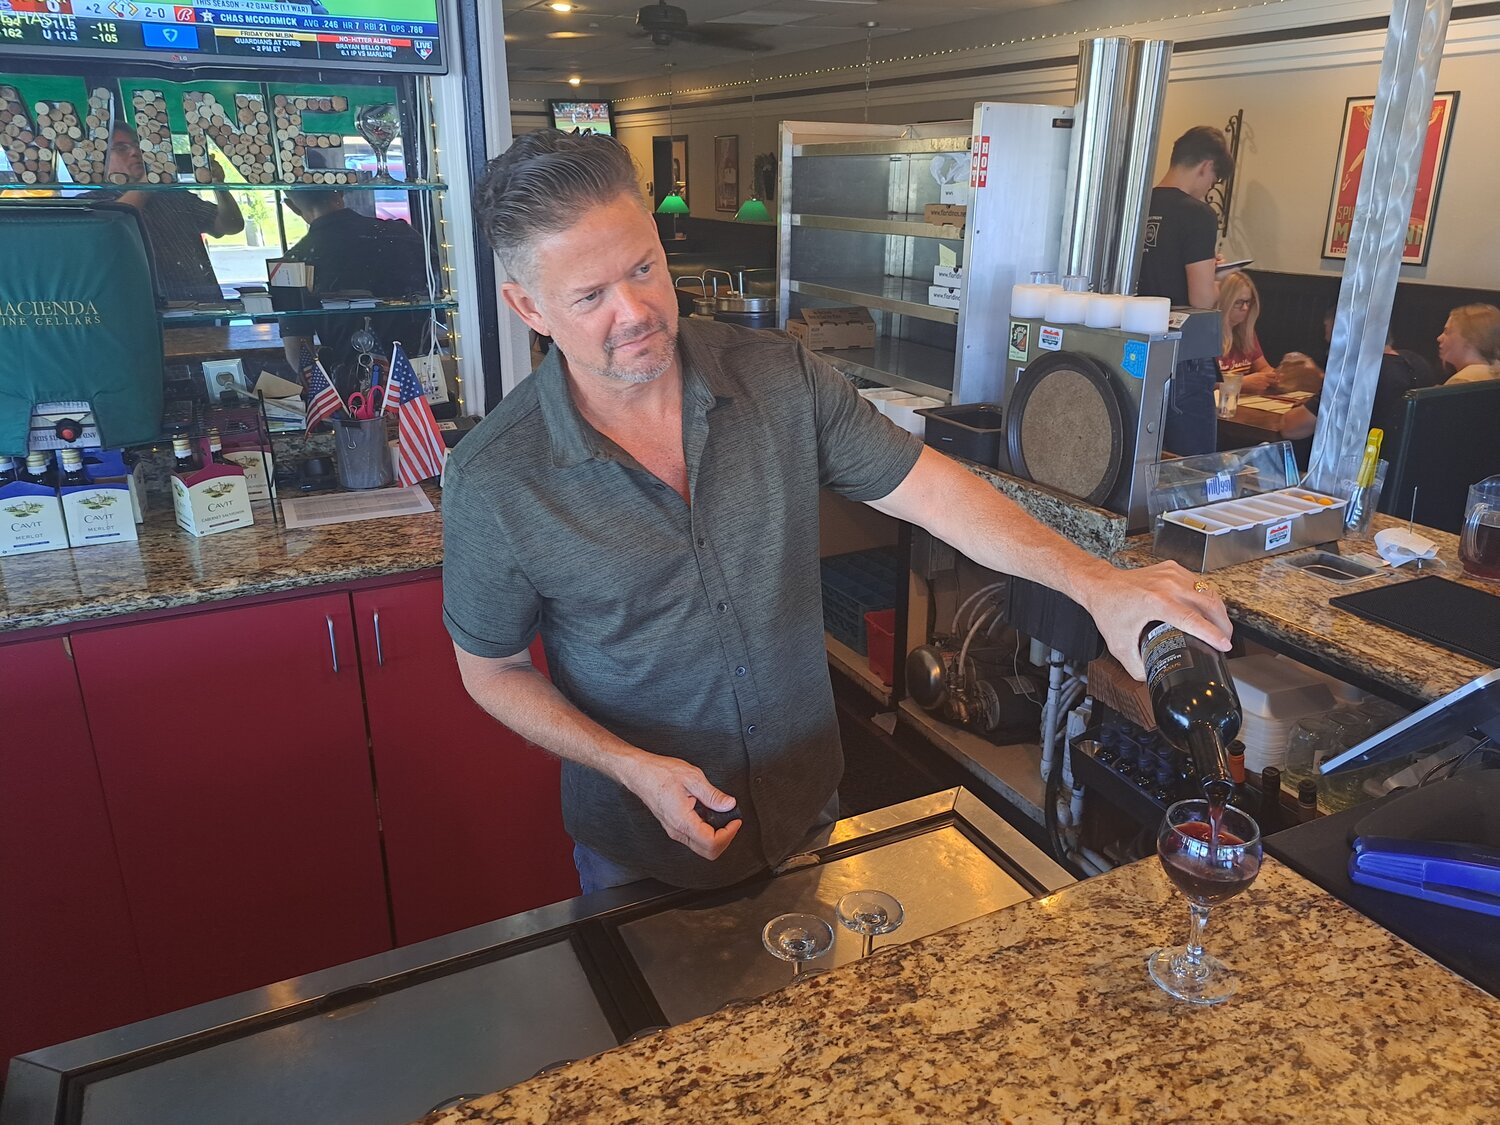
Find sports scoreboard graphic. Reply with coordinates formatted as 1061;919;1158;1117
0;0;445;71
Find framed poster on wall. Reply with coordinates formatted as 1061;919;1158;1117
714;134;739;213
1321;91;1458;266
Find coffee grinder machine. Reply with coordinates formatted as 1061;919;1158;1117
999;309;1220;533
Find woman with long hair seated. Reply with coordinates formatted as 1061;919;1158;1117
1216;271;1276;393
1438;303;1500;385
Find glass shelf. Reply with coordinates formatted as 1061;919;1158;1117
160;300;455;327
793;213;964;239
0;180;447;194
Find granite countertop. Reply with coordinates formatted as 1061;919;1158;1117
418;856;1500;1124
0;483;443;635
1114;515;1493;705
964;460;1130;558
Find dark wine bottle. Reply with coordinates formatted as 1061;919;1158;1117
172;436;198;475
1097;725;1120;766
1296;779;1319;823
22;451;53;487
0;456;16;487
58;448;90;486
207;428;231;465
1140;621;1240;801
1259;767;1283;834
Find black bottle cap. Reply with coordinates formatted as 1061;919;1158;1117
1297;779;1318;804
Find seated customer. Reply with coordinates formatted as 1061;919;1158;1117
1216;272;1275;390
1281;330;1435;440
1437;303;1500;385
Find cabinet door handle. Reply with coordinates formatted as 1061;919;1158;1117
373;611;385;667
326;614;340;674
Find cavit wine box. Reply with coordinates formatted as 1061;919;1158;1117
223;447;275;502
927;284;962;311
0;481;68;557
61;477;137;547
172;464;254;537
84;448;147;525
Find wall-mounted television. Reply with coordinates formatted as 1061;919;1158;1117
0;0;447;73
548;100;615;137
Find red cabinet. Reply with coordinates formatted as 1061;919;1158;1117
355;578;578;945
0;636;150;1066
71;593;391;1016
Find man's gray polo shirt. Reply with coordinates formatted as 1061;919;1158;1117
442;317;922;889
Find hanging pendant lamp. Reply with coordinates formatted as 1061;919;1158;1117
735;52;772;223
655;62;689;215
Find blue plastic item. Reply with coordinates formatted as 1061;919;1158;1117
1350;836;1500;917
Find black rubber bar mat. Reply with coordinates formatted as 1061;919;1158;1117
1329;576;1500;667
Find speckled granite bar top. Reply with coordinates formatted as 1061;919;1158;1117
1115;515;1493;704
418;856;1499;1125
0;484;443;635
961;460;1129;558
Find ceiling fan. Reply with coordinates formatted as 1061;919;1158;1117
633;1;770;51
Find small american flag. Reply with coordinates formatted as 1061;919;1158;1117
302;352;345;434
382;342;447;485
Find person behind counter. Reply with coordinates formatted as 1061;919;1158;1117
1138;126;1235;456
1437;303;1500;385
277;189;432;393
87;125;243;304
1215;271;1275;390
442;129;1233;896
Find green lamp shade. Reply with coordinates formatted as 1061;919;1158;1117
656;192;689;215
733;196;772;223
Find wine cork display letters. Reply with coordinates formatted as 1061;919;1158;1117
1;81;382;187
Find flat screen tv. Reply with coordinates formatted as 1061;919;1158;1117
548;100;615;137
0;0;447;73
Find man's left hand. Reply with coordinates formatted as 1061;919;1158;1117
1079;560;1232;680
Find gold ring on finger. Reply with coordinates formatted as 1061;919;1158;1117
1193;580;1211;594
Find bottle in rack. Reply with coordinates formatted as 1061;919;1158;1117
1296;779;1319;822
207;429;231;465
22;451;54;487
172;435;199;475
58;448;90;487
0;456;16;486
1139;621;1240;800
1259;766;1283;834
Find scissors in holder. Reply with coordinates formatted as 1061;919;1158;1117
347;387;384;420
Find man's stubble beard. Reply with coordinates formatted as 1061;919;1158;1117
600;315;677;384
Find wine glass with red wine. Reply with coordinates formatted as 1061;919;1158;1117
1148;799;1263;1006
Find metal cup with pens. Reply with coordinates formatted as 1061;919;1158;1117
333;387;393;490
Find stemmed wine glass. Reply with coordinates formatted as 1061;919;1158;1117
1148;799;1263;1006
836;890;904;959
355;103;400;182
762;912;833;977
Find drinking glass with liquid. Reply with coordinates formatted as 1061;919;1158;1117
1460;476;1500;580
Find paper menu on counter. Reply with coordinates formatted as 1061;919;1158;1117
281;487;434;530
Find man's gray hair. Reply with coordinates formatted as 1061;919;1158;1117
474;129;645;286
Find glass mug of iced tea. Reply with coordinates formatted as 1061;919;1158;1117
1460;476;1500;581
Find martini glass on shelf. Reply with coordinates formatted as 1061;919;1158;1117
762;913;834;978
1148;799;1263;1006
836;890;904;959
355;103;401;182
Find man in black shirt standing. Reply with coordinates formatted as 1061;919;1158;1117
278;190;432;392
1138;126;1234;455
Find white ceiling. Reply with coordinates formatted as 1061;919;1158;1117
502;0;1018;87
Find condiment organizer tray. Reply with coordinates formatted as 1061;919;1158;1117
1152;487;1347;572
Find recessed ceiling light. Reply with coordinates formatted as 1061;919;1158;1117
546;30;590;37
548;2;573;11
568;76;582;86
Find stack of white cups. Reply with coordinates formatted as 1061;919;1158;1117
1008;274;1172;337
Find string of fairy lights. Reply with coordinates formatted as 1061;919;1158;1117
421;75;466;417
612;0;1289;105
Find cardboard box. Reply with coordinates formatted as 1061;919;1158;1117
61;476;137;547
922;203;967;229
927;284;962;311
0;480;68;556
223;448;276;502
933;264;963;288
786;307;877;351
1086;653;1156;733
171;464;254;537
